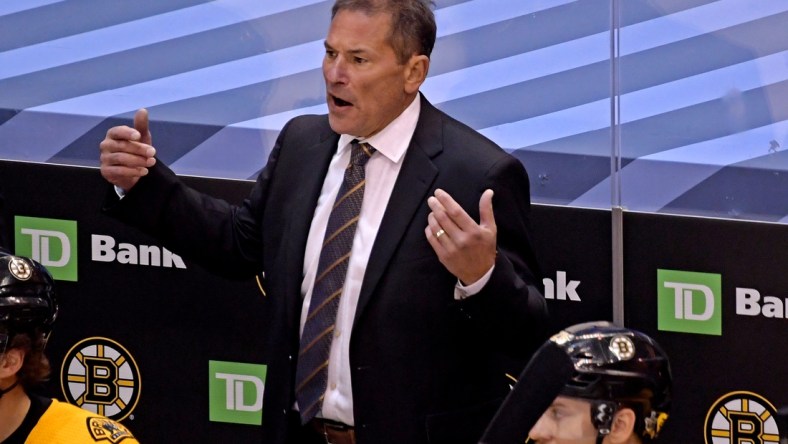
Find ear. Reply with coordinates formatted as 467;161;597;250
0;348;25;379
606;408;637;443
404;54;430;94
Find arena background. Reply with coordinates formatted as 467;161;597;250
1;0;786;442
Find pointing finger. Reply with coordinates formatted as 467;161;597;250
479;189;496;230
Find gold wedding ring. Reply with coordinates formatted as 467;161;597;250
435;229;445;239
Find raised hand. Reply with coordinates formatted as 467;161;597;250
99;108;157;192
425;188;497;285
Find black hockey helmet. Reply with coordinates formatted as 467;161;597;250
0;252;58;354
551;321;672;440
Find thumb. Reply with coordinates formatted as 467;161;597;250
133;108;152;145
479;189;496;229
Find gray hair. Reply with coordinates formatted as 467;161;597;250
331;0;437;64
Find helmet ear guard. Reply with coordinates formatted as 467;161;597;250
590;400;618;435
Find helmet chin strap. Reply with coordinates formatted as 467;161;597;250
0;380;19;400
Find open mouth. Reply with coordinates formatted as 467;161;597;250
331;95;352;107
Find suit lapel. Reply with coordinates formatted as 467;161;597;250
354;96;443;324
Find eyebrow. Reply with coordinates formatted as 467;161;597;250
323;41;369;56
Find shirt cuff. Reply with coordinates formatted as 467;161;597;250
114;185;126;199
454;265;495;300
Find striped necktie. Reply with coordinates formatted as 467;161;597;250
295;139;375;423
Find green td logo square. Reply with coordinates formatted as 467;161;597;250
657;269;721;335
209;361;267;425
14;216;78;282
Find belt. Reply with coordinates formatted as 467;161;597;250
308;418;356;444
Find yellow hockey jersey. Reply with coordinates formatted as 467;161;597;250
24;399;139;443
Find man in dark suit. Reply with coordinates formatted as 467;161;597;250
98;1;547;443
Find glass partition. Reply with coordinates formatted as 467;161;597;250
0;0;785;223
615;0;788;222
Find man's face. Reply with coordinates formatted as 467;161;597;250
322;9;419;138
528;396;599;444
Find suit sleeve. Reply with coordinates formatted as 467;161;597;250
101;119;293;279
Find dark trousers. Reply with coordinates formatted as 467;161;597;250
286;410;326;444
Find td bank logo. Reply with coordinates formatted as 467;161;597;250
209;361;267;426
658;269;721;336
15;216;77;281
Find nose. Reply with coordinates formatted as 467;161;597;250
527;415;552;442
323;56;347;85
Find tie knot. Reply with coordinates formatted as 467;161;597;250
351;140;375;166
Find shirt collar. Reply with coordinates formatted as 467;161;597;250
338;92;421;164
